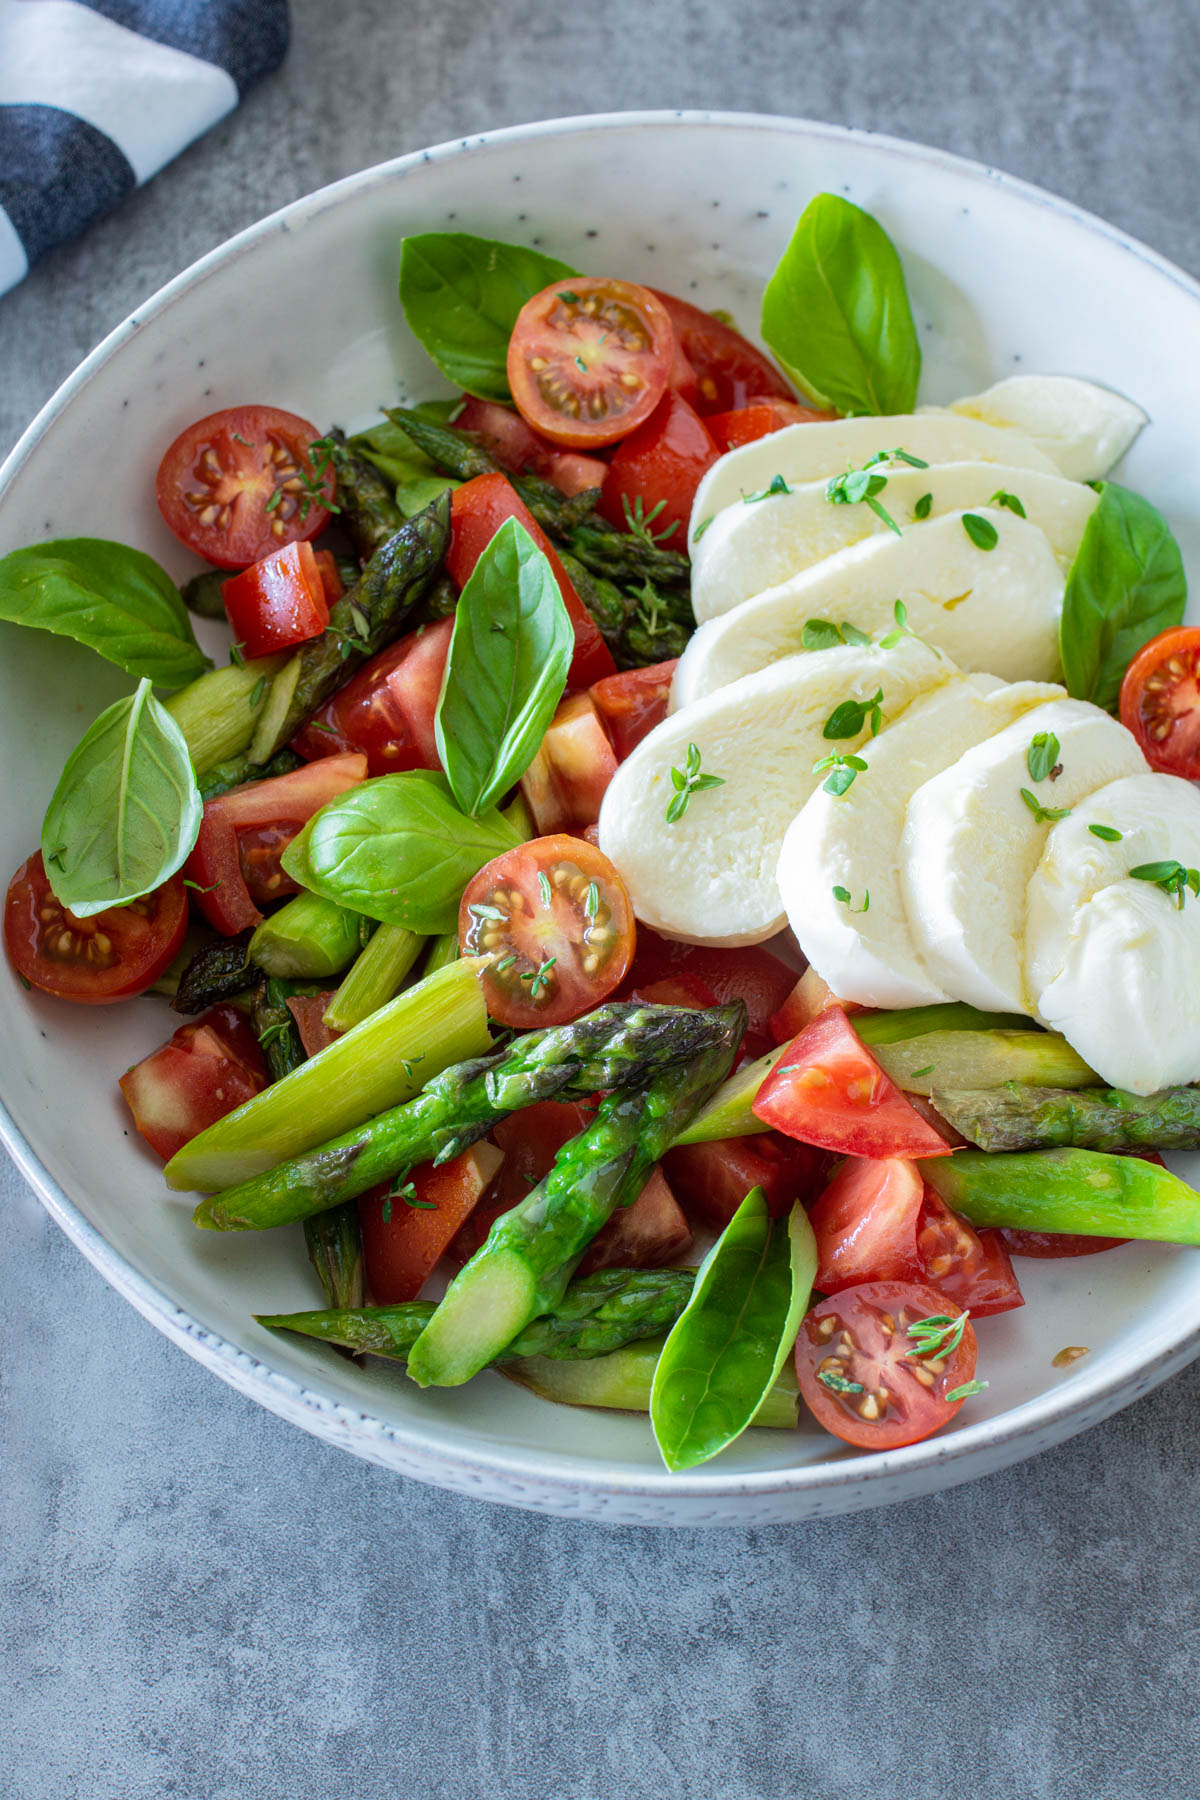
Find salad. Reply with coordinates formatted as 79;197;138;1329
4;191;1199;1471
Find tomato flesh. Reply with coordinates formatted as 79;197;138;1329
454;397;609;495
120;1004;268;1161
809;1156;926;1293
519;692;618;835
599;390;719;550
360;1143;504;1303
285;992;341;1059
917;1190;1024;1316
221;540;330;658
1119;626;1200;777
663;1131;829;1231
768;968;860;1045
291;617;453;776
653;291;797;414
999;1229;1127;1258
155;405;335;569
706;396;837;452
459;833;635;1028
753;1008;952;1159
589;660;677;760
621;925;796;1055
5;854;188;1004
508;277;674;448
795;1280;979;1451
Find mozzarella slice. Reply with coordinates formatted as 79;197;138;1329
672;507;1064;710
945;375;1147;483
778;676;1064;1008
691;463;1097;624
900;699;1147;1014
688;414;1058;535
597;639;952;946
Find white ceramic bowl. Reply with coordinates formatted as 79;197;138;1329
4;111;1199;1527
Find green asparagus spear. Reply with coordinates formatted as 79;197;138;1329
920;1147;1200;1244
873;1030;1098;1096
422;930;460;976
932;1082;1200;1154
302;1204;365;1315
198;746;303;803
258;1267;697;1362
501;1335;800;1426
248;978;306;1080
165;653;288;776
250;495;451;761
326;429;406;559
558;550;693;670
247;891;370;980
406;1004;745;1387
172;933;262;1014
194;1000;743;1232
181;568;230;620
323;923;425;1032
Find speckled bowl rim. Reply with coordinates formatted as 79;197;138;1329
5;108;1200;1519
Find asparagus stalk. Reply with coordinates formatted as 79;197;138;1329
326;429;406;559
198;746;303;803
247;891;371;980
248;978;306;1080
932;1082;1200;1154
193;1000;743;1231
873;1030;1098;1097
855;1003;1034;1045
172;933;262;1014
422;931;460;977
501;1336;800;1427
322;923;425;1032
165;955;492;1192
258;1267;697;1362
406;1004;745;1388
164;653;287;775
920;1148;1200;1244
302;1204;365;1314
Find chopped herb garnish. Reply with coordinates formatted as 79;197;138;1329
228;641;246;669
817;1370;865;1394
493;953;517;973
585;880;600;919
623;494;679;545
1130;858;1200;909
910;1064;935;1079
520;956;558;999
833;884;870;913
297;435;341;521
692;514;715;544
381;1197;393;1223
825;465;901;536
249;675;266;709
183;878;222;893
866;446;929;470
962;512;999;550
1089;823;1124;842
666;742;725;823
841;622;873;647
469;902;507;922
231;432;254;447
743;473;793;503
257;1023;290;1050
989;490;1026;519
309;720;340;737
1020;787;1072;825
906;1312;969;1360
263;488;284;513
878;599;927;652
913;492;933;520
538;870;552;909
801;619;848;651
1026;731;1062;784
823;688;884;741
813;750;869;796
946;1378;989;1402
557;290;581;303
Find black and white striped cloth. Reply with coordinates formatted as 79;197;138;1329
0;0;290;296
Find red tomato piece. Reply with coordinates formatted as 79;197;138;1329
5;855;187;1005
543;451;609;496
589;660;677;760
624;926;796;1047
653;291;797;414
916;1190;1024;1317
285;992;341;1059
626;972;718;1010
753;1008;953;1160
184;752;367;934
706;396;837;452
447;473;615;686
454;397;608;496
519;692;618;835
220;540;329;659
998;1229;1127;1258
292;617;453;776
155;405;335;569
313;549;346;604
459;834;635;1029
663;1131;829;1231
359;1143;504;1303
808;1156;926;1293
1119;625;1200;776
598;391;719;550
508;278;674;448
768;967;860;1046
577;1167;692;1275
119;1004;267;1161
795;1280;979;1451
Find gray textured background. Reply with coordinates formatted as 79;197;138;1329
5;3;1200;1796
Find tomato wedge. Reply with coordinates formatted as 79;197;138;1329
753;1008;952;1159
455;397;609;495
518;692;618;835
291;617;453;776
5;854;188;1004
768;968;861;1046
1119;626;1200;776
795;1281;979;1451
120;1004;268;1161
156;405;335;569
359;1144;504;1303
458;834;635;1028
508;277;674;448
285;992;341;1059
621;926;796;1054
220;540;329;658
663;1131;830;1232
653;291;798;414
999;1229;1127;1258
598;390;719;549
917;1190;1024;1316
808;1156;926;1293
589;660;677;760
706;396;836;452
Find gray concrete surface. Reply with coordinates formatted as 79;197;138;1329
4;2;1200;1795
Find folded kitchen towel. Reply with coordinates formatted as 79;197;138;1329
0;0;289;297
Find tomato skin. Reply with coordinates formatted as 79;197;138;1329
1119;626;1200;776
653;291;797;414
291;617;453;776
459;833;635;1029
518;692;618;834
508;278;674;448
120;1004;268;1161
589;660;677;760
220;540;329;658
598;391;719;549
706;397;836;451
754;1008;952;1160
285;992;340;1058
455;398;608;495
5;855;188;1005
917;1191;1024;1316
663;1131;829;1231
447;473;615;686
313;549;345;604
156;405;334;569
622;925;796;1051
809;1156;926;1293
184;752;367;934
359;1143;504;1303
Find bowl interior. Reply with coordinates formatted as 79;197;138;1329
3;114;1199;1518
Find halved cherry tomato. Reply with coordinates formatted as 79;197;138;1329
359;1143;504;1303
220;540;329;659
663;1132;829;1231
455;397;609;496
291;617;453;776
119;1004;267;1161
459;834;635;1028
155;405;335;569
598;391;719;549
1119;626;1200;776
999;1229;1127;1258
706;396;836;452
768;968;860;1046
184;752;367;934
589;660;677;760
753;1008;952;1159
5;854;188;1004
508;278;674;449
916;1190;1024;1317
808;1156;926;1293
285;992;340;1059
621;925;796;1054
795;1280;979;1451
653;291;797;414
519;692;618;834
447;474;615;686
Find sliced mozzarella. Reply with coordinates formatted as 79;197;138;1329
691;463;1097;624
672;507;1063;710
945;375;1147;483
689;413;1058;535
900;698;1147;1015
778;676;1064;1009
597;639;951;947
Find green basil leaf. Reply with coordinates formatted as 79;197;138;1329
281;770;521;933
40;678;203;918
649;1190;816;1472
1059;481;1187;712
0;538;210;688
435;517;573;817
398;232;578;403
760;194;921;416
